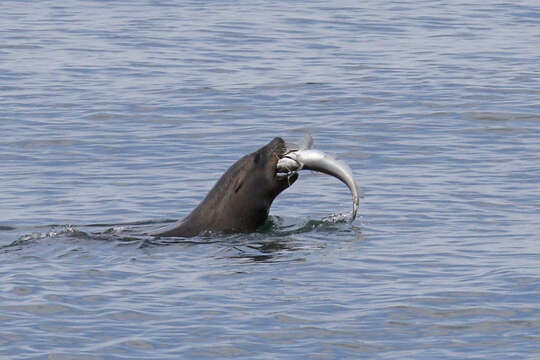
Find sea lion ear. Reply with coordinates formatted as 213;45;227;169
233;177;244;193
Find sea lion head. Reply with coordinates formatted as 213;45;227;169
206;137;298;232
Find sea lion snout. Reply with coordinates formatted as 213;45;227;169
261;137;298;194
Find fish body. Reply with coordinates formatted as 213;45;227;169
277;146;359;222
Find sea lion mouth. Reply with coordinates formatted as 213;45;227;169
271;138;299;180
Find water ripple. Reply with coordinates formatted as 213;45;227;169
2;0;540;359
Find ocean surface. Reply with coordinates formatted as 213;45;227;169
1;1;539;359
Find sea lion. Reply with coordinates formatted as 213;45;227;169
152;137;298;237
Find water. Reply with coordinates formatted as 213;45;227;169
1;0;539;358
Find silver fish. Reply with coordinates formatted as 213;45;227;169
277;145;360;222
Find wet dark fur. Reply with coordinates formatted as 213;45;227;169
153;138;298;237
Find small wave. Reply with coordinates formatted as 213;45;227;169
265;214;355;237
1;214;358;254
83;219;177;228
1;225;87;250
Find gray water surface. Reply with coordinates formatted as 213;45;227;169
1;1;540;359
